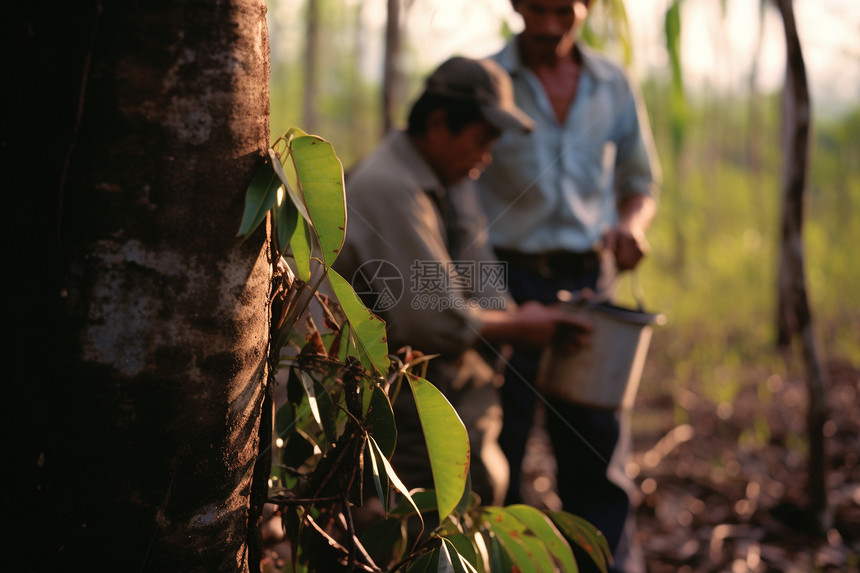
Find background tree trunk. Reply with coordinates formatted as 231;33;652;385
4;0;272;569
774;0;829;531
303;0;320;133
382;0;402;134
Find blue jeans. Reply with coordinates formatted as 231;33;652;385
498;262;632;572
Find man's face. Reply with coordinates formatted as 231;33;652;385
514;0;590;59
431;120;501;185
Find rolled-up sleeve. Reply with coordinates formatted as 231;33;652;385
613;79;661;200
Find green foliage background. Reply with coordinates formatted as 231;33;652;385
628;91;859;415
267;0;859;447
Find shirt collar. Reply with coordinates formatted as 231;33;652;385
387;129;447;198
496;37;612;82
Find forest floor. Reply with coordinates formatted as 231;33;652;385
520;356;859;572
262;354;859;572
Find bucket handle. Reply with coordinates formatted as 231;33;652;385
628;269;647;312
559;248;648;311
598;248;648;311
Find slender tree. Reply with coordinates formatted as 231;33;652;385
382;0;402;134
774;0;830;531
5;0;272;569
746;0;767;176
303;0;321;133
664;0;689;272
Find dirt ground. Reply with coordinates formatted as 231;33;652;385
519;357;859;572
262;356;859;572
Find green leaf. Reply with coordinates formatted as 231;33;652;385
442;535;479;573
366;437;388;512
440;538;478;573
273;147;312;224
290;134;347;268
406;546;438;573
332;321;350;363
371;438;424;534
547;511;612;573
469;532;490;573
366;384;397;459
273;184;298;258
278;155;313;280
358;516;404;567
237;158;279;238
390;489;440;518
505;505;577;572
514;533;555;573
272;402;296;486
312;376;339;446
274;402;295;442
361;374;375;416
298;370;322;427
280;430;316;470
455;473;476;516
437;540;457;573
483;509;536;573
289;218;313;281
486;532;510;573
407;375;470;520
327;268;390;373
286;375;330;451
482;507;556;572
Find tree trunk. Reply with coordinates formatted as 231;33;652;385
382;0;402;134
774;0;830;531
303;0;320;133
746;0;766;176
4;0;272;570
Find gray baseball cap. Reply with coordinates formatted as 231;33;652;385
424;56;535;133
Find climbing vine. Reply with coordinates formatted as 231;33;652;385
239;128;611;572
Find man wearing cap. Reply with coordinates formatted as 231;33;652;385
475;1;660;571
334;56;590;507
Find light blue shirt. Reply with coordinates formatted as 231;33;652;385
476;39;659;253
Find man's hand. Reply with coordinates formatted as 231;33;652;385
507;301;592;350
603;224;649;271
606;193;656;271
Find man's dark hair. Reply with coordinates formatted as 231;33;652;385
406;93;486;136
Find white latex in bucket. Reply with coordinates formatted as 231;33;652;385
537;302;664;410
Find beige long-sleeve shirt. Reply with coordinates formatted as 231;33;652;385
333;129;512;503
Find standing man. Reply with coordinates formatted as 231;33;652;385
476;1;660;571
334;56;590;508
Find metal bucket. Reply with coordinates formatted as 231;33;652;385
537;301;665;410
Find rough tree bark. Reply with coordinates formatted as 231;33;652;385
773;0;830;531
4;0;272;570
